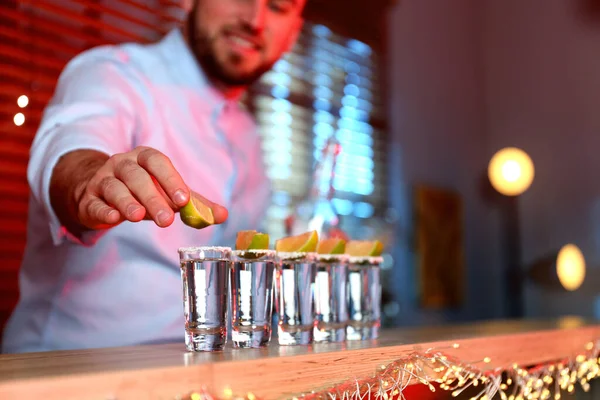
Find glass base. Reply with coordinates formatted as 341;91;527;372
346;323;371;341
314;322;346;343
278;324;313;345
232;325;271;348
185;327;226;352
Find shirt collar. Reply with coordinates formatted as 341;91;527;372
157;28;241;111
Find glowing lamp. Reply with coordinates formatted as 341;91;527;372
556;244;586;291
17;95;29;108
13;113;25;126
529;244;587;292
488;147;534;196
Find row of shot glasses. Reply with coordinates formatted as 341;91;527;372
178;242;382;352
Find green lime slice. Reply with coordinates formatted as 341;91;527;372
346;240;384;257
317;238;346;254
275;230;319;253
179;197;215;229
236;230;270;250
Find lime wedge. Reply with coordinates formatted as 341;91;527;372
275;231;319;253
179;196;215;229
317;238;346;254
346;240;384;257
236;230;270;250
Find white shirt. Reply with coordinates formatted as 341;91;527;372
2;29;270;353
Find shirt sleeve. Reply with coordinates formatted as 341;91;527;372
28;47;144;247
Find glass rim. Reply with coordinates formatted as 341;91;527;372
316;253;349;262
231;249;276;261
348;255;384;264
178;245;231;253
231;249;276;256
275;251;317;261
178;246;232;261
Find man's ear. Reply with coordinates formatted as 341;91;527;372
284;17;304;53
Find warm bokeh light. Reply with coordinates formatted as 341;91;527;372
556;244;586;291
13;113;25;126
488;147;535;196
17;95;29;108
557;315;586;329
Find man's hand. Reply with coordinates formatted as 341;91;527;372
50;147;228;236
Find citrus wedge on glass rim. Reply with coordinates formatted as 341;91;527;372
235;230;270;250
179;196;215;229
275;230;319;253
346;240;384;257
316;238;346;254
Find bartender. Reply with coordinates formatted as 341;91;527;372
2;0;306;353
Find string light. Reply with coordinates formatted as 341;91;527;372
13;113;25;126
222;387;233;398
178;339;600;400
17;95;29;108
294;339;600;400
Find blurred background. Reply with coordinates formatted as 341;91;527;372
2;0;600;341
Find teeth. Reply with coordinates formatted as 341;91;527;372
230;36;254;49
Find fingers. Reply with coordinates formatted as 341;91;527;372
210;202;229;224
78;194;122;228
112;157;174;227
81;147;228;231
189;191;229;224
98;176;145;222
137;148;189;207
135;147;229;226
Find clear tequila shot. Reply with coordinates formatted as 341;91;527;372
178;246;231;352
313;254;349;343
275;252;317;345
347;256;383;341
230;249;276;348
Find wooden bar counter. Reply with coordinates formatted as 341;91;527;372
0;318;598;399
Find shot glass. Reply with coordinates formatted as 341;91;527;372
178;246;231;352
275;252;317;345
230;249;276;348
313;254;349;343
347;256;383;341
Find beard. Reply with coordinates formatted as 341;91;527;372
187;7;274;87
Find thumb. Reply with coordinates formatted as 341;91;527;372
188;191;229;224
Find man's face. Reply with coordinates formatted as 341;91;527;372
187;0;305;87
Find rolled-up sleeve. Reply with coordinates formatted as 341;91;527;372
28;48;143;246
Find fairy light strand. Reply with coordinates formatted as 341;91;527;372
178;339;600;400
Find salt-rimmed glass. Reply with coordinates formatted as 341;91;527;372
178;246;231;351
313;253;349;343
230;249;276;348
347;256;383;341
275;252;317;345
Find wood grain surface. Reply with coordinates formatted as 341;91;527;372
0;318;598;400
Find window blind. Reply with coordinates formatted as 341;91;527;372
248;23;388;240
0;0;175;332
0;1;388;330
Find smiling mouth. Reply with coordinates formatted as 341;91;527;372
224;32;262;52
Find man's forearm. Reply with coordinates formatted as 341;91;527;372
49;150;109;237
